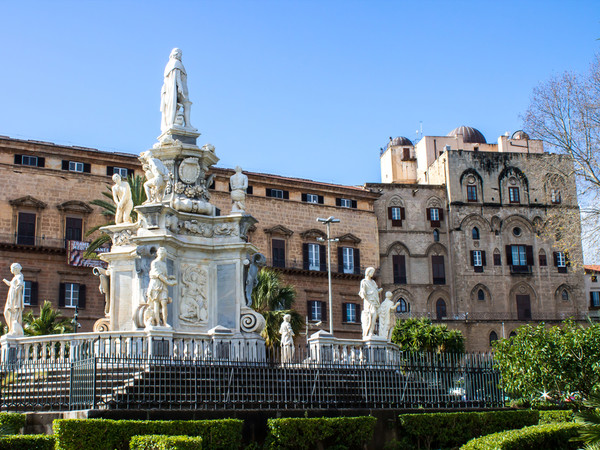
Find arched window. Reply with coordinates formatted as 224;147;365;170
477;289;485;301
562;289;569;301
396;298;409;313
489;331;498;346
435;298;447;320
433;229;440;242
472;227;480;240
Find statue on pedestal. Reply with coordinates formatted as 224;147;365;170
358;267;381;338
93;267;111;316
140;151;170;204
160;48;193;132
111;174;133;224
279;314;295;363
378;291;401;341
145;248;177;327
230;166;248;213
3;263;24;336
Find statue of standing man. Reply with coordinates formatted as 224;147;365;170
160;48;193;132
3;263;25;336
230;166;248;213
111;174;133;224
358;267;382;339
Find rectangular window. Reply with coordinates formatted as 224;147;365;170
308;300;325;322
556;252;566;267
427;207;443;227
266;188;288;199
23;281;32;306
402;148;411;160
551;189;561;204
388;206;405;226
343;303;359;323
69;161;84;172
272;239;285;268
65;217;83;242
471;250;486;273
308;243;320;271
342;247;354;274
432;255;445;285
305;194;319;204
493;253;501;266
509;187;520;203
22;155;39;166
430;208;439;221
65;283;79;308
592;275;598;283
391;207;402;220
467;185;477;202
113;167;129;178
511;245;527;266
339;198;352;208
473;250;482;266
17;212;36;245
591;291;600;308
539;253;547;266
393;255;407;284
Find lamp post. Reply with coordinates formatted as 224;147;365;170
317;216;339;335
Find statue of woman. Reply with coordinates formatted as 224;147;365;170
160;48;192;132
358;267;381;338
279;314;295;363
378;291;401;341
3;263;25;336
146;247;177;327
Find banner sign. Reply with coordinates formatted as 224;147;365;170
67;241;109;268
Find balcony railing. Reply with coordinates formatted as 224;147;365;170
0;233;71;249
265;258;364;275
509;265;532;274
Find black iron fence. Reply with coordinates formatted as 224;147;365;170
0;342;502;412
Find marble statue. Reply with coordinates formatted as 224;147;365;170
3;263;24;336
244;253;266;306
378;291;401;341
279;314;294;363
93;266;111;316
160;48;192;132
111;174;133;224
140;151;170;203
230;166;248;213
358;267;382;338
145;247;177;327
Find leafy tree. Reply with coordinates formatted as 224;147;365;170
84;175;146;256
251;268;303;348
391;318;465;353
494;320;600;406
23;300;73;335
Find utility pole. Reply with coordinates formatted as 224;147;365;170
317;216;339;335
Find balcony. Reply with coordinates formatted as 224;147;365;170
510;265;532;275
0;233;71;249
264;258;364;278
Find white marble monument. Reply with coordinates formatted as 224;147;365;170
358;267;381;339
2;263;24;337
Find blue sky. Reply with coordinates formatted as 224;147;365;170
2;0;598;186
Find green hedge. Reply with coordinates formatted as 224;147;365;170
396;410;539;449
130;435;203;450
0;412;26;434
0;435;55;450
538;409;574;424
267;416;377;450
53;418;243;450
460;422;584;449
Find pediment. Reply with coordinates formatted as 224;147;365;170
9;195;47;209
299;228;326;240
336;233;361;244
263;225;294;237
57;200;93;214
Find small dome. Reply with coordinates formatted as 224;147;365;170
387;136;413;148
447;126;487;144
511;130;530;140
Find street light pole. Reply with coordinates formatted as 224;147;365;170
317;216;339;335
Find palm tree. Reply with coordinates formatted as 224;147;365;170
84;174;146;256
251;268;303;348
577;391;600;449
23;301;73;335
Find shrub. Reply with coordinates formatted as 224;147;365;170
53;418;243;450
538;410;574;424
0;435;55;450
267;416;377;450
460;422;584;449
129;435;203;450
396;410;539;449
0;413;26;434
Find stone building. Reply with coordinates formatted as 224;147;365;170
584;265;600;321
370;126;586;351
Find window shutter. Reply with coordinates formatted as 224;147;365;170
106;166;114;176
14;154;22;165
302;193;307;202
482;251;487;266
37;157;45;168
337;247;344;273
505;246;512;265
400;207;406;220
246;186;253;195
318;195;324;204
426;208;431;220
303;244;309;270
321;301;327;321
351;200;357;209
30;282;39;306
336;198;342;207
565;252;571;266
266;188;272;197
215;208;221;217
388;207;393;220
126;169;133;178
59;283;66;307
439;209;444;220
393;255;400;282
354;249;360;275
78;284;86;309
553;252;559;266
62;160;69;171
319;245;326;271
470;251;475;266
591;292;594;306
83;163;91;173
342;303;347;322
526;246;534;266
306;300;311;319
283;191;289;200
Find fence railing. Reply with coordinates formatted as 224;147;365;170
395;310;590;322
0;342;503;412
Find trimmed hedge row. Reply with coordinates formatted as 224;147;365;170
538;409;574;424
0;435;55;450
395;410;539;449
0;412;26;434
266;416;377;449
130;435;203;450
53;419;243;450
460;422;584;449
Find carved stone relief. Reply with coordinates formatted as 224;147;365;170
179;264;208;324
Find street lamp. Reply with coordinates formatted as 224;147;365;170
317;216;339;335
